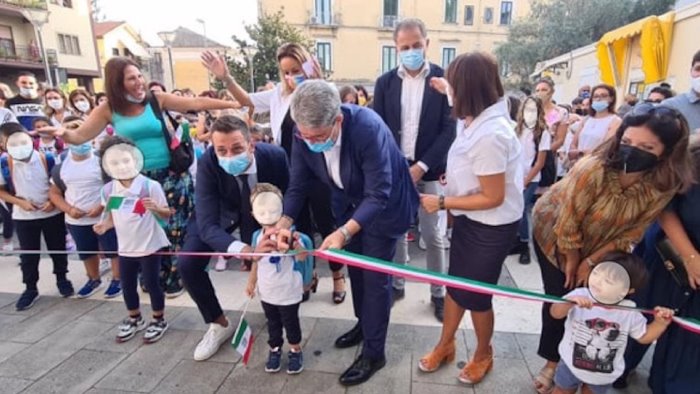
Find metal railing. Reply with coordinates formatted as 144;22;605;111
0;0;48;11
0;44;56;64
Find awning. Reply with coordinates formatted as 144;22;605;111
596;12;675;86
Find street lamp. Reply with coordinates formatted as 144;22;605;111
21;7;52;86
241;43;257;92
157;31;176;90
196;18;211;87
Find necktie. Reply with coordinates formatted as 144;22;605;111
238;174;255;244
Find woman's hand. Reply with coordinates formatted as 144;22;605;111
564;256;580;289
686;253;700;290
429;77;449;95
420;194;440;214
575;260;591;287
201;51;230;80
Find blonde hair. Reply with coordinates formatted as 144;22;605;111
250;183;283;204
276;43;322;96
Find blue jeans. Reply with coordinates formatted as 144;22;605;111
518;182;538;242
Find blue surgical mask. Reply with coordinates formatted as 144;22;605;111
291;74;306;87
69;142;92;156
304;138;334;153
591;100;609;113
400;49;425;71
217;152;250;176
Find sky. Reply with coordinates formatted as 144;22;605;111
99;0;258;47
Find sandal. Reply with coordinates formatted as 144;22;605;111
418;339;456;372
332;274;346;304
533;366;555;394
302;272;319;303
458;346;493;384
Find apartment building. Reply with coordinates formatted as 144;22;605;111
258;0;530;87
92;21;150;92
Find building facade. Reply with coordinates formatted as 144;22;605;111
92;21;151;93
0;0;100;91
258;0;530;88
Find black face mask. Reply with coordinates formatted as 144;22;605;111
615;144;659;173
575;109;587;116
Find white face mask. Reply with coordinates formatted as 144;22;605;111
19;87;37;98
74;100;90;113
523;109;538;127
47;98;64;110
691;76;700;94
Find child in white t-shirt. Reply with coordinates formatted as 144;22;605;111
93;136;171;344
550;252;675;394
244;183;313;375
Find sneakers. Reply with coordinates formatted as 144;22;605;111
104;280;122;298
57;279;75;297
99;259;111;276
165;271;185;298
116;316;147;342
418;236;427;251
287;350;304;374
214;256;228;271
76;279;102;298
194;321;236;361
265;347;282;373
143;319;169;344
15;289;39;311
2;242;13;254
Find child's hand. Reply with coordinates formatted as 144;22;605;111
245;280;256;298
86;205;103;218
16;199;36;212
40;201;54;213
566;295;594;309
141;198;159;211
653;307;675;326
276;228;293;252
68;206;86;219
93;221;110;235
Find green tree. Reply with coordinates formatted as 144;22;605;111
496;0;675;88
227;8;314;91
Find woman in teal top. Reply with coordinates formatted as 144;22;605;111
44;57;238;297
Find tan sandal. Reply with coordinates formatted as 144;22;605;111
418;339;456;372
458;346;493;384
533;366;555;394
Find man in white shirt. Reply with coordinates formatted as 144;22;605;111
372;18;456;321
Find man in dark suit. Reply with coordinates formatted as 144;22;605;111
275;80;419;386
372;18;455;322
179;115;289;362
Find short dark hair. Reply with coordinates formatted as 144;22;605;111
15;71;36;81
649;86;674;100
104;57;142;114
447;52;504;119
211;115;250;140
63;115;83;124
393;18;427;41
506;96;520;122
148;81;166;92
692;49;700;67
0;122;26;138
597;252;649;291
590;84;617;114
31;116;51;128
571;97;583;105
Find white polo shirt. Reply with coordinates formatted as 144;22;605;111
53;154;104;226
0;151;61;221
444;98;524;225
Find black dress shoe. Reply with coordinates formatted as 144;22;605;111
431;296;444;322
391;287;405;306
339;355;387;386
335;324;363;348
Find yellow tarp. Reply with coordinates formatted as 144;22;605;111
596;12;675;86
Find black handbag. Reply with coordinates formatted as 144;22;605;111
532;132;557;187
148;94;194;174
655;235;690;288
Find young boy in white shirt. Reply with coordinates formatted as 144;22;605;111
245;183;313;375
93;136;172;344
0;122;73;311
550;252;675;394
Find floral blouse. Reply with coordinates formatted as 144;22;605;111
533;155;677;269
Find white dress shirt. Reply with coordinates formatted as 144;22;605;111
227;156;259;254
249;84;292;144
323;127;343;189
397;62;430;171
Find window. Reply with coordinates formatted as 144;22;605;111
484;7;494;24
57;33;81;55
50;0;72;7
314;0;332;24
500;1;513;25
464;5;474;25
0;25;15;57
383;0;398;16
444;0;457;23
442;48;456;68
112;48;120;56
382;45;397;73
316;42;332;72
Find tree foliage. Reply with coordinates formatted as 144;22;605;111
496;0;675;87
227;8;314;91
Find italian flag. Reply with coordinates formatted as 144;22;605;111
170;123;190;150
232;318;254;365
106;196;167;227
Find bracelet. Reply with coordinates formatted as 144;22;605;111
585;258;595;268
338;225;352;244
438;194;446;210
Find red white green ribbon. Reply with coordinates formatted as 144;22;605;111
315;249;700;335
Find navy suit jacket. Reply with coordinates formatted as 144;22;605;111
372;63;456;181
191;142;289;252
283;105;419;238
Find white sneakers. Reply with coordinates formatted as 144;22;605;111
214;256;228;272
194;321;236;361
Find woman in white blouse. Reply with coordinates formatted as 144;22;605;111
418;52;524;385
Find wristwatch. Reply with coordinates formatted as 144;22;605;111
438;194;446;210
338;225;352;245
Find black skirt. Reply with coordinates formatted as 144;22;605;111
448;215;519;311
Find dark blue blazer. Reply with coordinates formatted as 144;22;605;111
191;142;289;252
372;63;456;181
283;105;419;238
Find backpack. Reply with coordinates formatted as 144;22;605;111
251;228;315;288
0;152;55;195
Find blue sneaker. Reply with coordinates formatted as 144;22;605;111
15;289;39;311
104;280;122;299
287;350;304;375
77;279;102;298
57;279;75;298
265;347;282;373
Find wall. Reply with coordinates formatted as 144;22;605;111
42;0;99;73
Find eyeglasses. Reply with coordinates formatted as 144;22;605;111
586;318;621;332
294;129;331;144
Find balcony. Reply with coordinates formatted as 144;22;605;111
0;44;56;67
379;15;400;30
0;0;47;11
307;12;341;28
